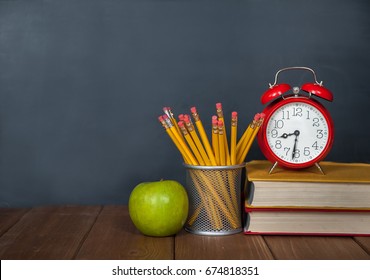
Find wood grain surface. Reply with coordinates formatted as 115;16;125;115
0;206;369;260
76;205;174;260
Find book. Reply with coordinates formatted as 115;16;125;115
244;208;370;236
245;160;370;209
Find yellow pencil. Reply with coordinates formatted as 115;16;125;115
178;121;206;166
158;116;193;164
163;107;179;132
184;115;211;165
237;114;264;164
230;111;238;165
211;116;220;165
236;113;259;160
162;115;199;165
216;103;231;165
191;107;218;166
218;119;226;166
164;106;185;143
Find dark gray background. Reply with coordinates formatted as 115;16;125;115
1;0;369;207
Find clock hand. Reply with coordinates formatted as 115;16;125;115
291;130;300;159
279;132;295;139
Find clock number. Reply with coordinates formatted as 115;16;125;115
293;148;300;159
312;141;318;150
282;110;290;120
306;110;310;120
316;129;323;139
275;140;282;149
292;107;302;117
284;147;291;156
271;129;278;138
304;147;310;156
312;117;320;127
273;120;284;129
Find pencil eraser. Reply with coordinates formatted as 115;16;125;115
232;111;238;118
163;114;169;120
158;116;164;122
178;114;184;121
178;121;185;128
183;114;190;123
216;103;222;109
163;107;169;112
254;113;260;121
212;118;218;125
218;120;224;126
190;107;197;114
260;113;266;119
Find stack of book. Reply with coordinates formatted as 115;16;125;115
244;160;370;236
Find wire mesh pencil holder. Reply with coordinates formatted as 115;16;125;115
183;163;245;236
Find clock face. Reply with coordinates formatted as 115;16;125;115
260;97;334;168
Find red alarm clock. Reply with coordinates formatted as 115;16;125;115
257;67;334;174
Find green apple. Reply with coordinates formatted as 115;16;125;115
128;180;189;237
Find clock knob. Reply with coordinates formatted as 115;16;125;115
292;86;300;95
301;83;333;102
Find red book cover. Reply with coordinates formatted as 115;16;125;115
243;207;370;236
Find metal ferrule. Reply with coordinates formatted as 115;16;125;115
185;121;195;132
179;125;189;136
164;117;173;128
192;113;200;122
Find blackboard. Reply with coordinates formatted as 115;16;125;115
1;0;370;207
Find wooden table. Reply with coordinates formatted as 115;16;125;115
0;205;369;260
